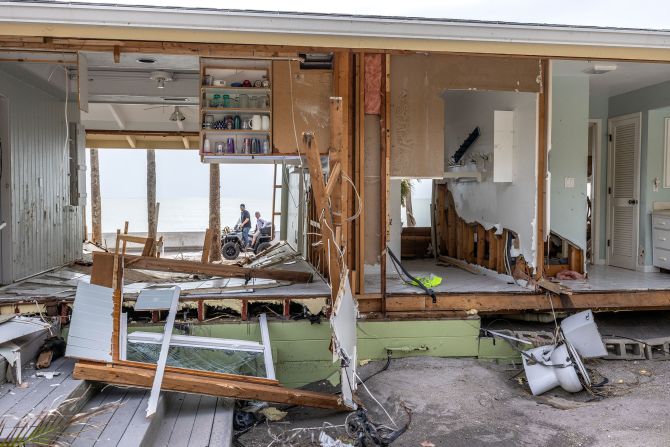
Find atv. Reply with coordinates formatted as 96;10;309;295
221;226;272;260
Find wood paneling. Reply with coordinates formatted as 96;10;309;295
0;68;84;281
272;60;332;154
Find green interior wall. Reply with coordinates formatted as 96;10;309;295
124;317;512;388
550;75;590;250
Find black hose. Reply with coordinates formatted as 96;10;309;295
386;247;437;303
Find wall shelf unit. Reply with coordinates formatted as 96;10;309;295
199;58;273;162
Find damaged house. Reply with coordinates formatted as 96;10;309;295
0;1;670;444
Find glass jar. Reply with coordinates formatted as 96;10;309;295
210;94;221;108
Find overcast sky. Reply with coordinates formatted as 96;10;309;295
59;0;670;29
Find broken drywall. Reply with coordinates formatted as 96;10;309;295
390;54;541;178
549;75;589;251
444;90;539;267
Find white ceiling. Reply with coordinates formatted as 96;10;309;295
552;60;670;97
83;51;199;72
82;103;199;132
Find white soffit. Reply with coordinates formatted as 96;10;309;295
3;2;670;49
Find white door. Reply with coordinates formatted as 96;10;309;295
607;114;641;270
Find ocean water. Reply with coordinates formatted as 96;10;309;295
93;196;274;233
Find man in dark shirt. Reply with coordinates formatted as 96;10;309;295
238;204;252;248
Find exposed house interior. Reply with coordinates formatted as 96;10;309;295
4;3;670;444
550;59;670;291
4;49;670;303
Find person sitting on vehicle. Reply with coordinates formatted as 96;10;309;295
237;203;251;248
251;211;270;247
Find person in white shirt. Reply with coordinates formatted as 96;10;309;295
251;211;269;247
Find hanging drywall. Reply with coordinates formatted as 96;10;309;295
550;76;589;250
390;54;541;178
444;90;538;267
272;60;331;154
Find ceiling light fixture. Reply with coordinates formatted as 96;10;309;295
169;106;186;122
149;71;174;89
585;64;618;75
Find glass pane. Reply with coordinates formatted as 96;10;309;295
126;342;267;378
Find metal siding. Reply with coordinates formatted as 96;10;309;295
0;67;83;281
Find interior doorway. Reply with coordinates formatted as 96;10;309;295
587;119;602;265
607;113;641;270
0;96;9;284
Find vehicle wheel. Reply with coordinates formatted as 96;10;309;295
255;242;271;255
222;241;240;260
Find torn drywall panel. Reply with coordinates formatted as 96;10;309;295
444;90;539;267
390;54;541;178
550;75;589;251
331;275;358;409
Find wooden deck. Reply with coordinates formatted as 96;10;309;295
0;357;85;439
57;385;234;446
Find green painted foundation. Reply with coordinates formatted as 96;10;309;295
123;317;520;388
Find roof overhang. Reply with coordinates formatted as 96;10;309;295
3;2;670;60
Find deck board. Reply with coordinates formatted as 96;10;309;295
0;356;75;437
167;393;200;446
189;395;218;447
208;398;235;446
93;389;147;446
152;393;185;446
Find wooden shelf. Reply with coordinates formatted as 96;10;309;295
201;153;300;165
202;129;271;134
202;108;271;114
202;86;270;93
200;59;273;165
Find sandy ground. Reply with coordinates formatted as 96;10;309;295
237;356;670;447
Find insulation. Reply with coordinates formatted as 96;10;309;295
364;53;382;115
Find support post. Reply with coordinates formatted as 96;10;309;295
536;59;549;278
90;148;102;244
209;164;222;262
147;149;157;241
380;53;391;310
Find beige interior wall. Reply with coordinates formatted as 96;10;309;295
272;60;332;154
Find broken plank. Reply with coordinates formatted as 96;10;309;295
117;359;279;386
93;252;312;283
476;225;485;266
325;162;342;198
436;256;481;275
73;361;348;410
537;278;573;296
